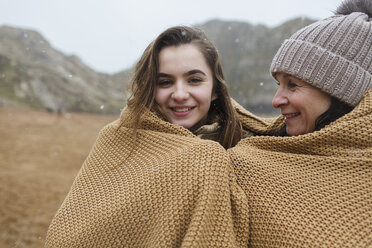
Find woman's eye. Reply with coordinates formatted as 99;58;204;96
288;81;298;89
189;77;202;83
157;80;172;87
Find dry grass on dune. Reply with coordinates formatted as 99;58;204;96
0;106;117;248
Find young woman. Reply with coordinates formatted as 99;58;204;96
127;26;243;149
230;0;372;246
44;26;249;247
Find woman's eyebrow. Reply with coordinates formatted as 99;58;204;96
157;70;206;78
275;73;291;81
157;72;172;78
184;69;206;76
282;73;291;78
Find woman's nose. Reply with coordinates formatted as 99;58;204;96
272;88;288;108
171;83;189;101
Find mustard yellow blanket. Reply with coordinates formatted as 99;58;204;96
44;107;249;247
230;90;372;247
45;90;372;247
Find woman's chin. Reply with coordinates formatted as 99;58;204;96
286;127;305;136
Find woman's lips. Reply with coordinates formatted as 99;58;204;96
170;106;195;117
283;112;300;122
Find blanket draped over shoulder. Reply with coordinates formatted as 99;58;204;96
230;89;372;247
44;107;249;247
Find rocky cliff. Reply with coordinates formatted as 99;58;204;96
0;26;130;114
0;17;314;115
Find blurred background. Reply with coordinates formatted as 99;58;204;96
0;0;342;247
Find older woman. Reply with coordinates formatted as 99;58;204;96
230;0;372;246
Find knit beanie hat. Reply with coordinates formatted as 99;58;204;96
270;12;372;106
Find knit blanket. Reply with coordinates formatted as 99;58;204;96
230;89;372;247
44;107;249;247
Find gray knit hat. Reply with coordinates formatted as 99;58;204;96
270;12;372;106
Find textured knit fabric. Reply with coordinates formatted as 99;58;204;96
270;12;372;106
44;107;250;247
193;122;256;141
230;89;372;247
193;122;221;141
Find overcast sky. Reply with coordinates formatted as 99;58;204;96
0;0;343;74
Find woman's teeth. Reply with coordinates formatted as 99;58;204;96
173;107;192;112
284;113;300;120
